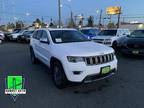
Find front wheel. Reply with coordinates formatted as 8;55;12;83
52;61;67;89
30;48;38;64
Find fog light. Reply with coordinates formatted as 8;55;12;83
73;71;82;75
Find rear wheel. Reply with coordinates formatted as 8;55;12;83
30;48;38;64
52;61;67;89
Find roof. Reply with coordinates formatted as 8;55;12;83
38;28;77;31
80;27;99;30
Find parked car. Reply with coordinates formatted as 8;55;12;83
117;30;144;55
30;28;118;89
17;30;35;43
93;29;130;49
9;29;25;41
0;31;5;43
80;28;100;39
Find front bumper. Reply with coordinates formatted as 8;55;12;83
19;37;30;42
83;69;116;83
63;58;118;82
120;47;144;56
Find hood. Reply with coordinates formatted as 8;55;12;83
12;33;20;36
93;35;114;40
54;41;114;56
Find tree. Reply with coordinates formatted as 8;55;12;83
87;16;94;27
107;22;116;29
7;22;15;29
67;18;75;28
35;18;42;26
16;20;24;29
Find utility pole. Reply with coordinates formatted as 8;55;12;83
58;0;61;28
41;16;44;27
70;11;73;24
74;16;77;26
70;11;74;27
99;9;102;30
109;15;112;23
117;7;121;29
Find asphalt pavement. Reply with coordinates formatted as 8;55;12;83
0;42;144;108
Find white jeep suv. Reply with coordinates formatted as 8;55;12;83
30;28;118;88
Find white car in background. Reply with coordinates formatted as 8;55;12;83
93;29;130;49
0;31;5;43
10;30;26;40
30;28;118;89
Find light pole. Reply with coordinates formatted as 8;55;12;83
98;9;103;30
61;3;74;27
117;7;121;28
58;0;61;28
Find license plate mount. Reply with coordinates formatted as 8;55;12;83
101;66;111;75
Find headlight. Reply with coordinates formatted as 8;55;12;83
105;39;111;42
67;56;84;63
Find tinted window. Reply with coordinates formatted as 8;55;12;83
81;30;90;35
50;30;90;44
41;31;48;39
23;31;29;35
36;30;43;40
130;30;144;38
98;30;117;36
81;29;99;36
23;31;34;35
33;31;38;39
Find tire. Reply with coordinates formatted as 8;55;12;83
17;37;22;43
30;48;38;64
112;41;118;51
52;61;67;89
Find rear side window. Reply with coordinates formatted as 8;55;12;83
33;31;38;39
33;30;43;40
41;31;48;39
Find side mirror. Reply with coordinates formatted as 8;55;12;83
40;38;49;44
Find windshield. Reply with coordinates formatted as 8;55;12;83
23;31;34;35
50;30;90;44
13;30;21;33
129;30;144;38
81;29;99;36
98;30;117;36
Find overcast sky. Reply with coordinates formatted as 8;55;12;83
1;0;144;24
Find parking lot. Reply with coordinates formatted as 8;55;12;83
0;42;144;108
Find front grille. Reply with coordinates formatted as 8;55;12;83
127;44;144;49
94;39;104;44
84;53;114;65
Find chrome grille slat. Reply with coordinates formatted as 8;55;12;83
90;57;93;65
85;53;114;65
